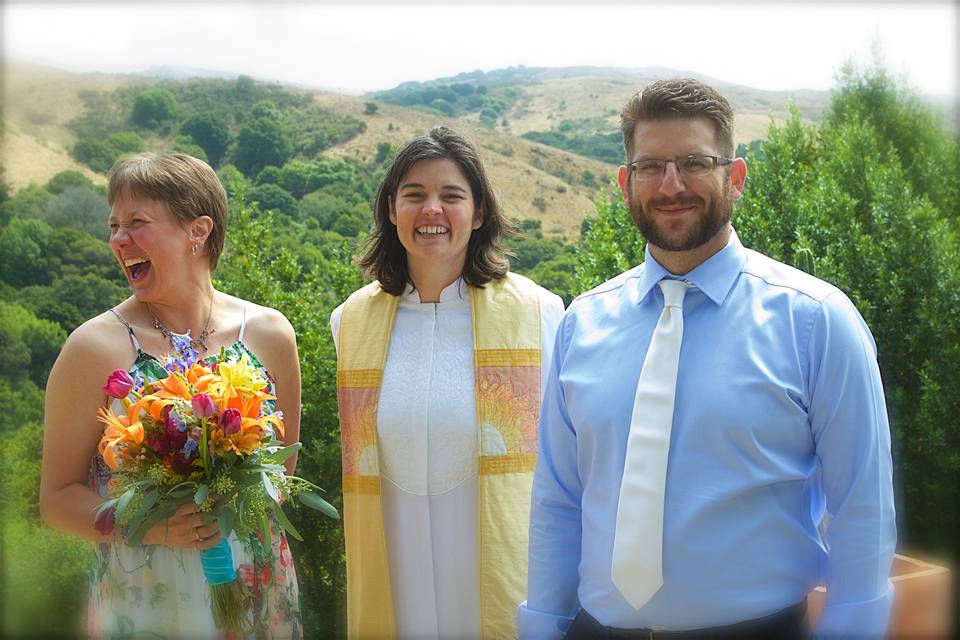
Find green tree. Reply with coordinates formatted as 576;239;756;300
45;170;97;195
170;134;209;162
217;164;252;199
181;113;230;167
248;183;299;218
574;190;645;292
131;87;177;129
234;115;292;178
375;142;394;164
40;186;111;241
20;274;127;333
527;252;578;305
2;421;91;638
73;131;146;173
736;74;960;558
0;218;54;288
0;184;50;226
48;226;125;283
0;301;66;387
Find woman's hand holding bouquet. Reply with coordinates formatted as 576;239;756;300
93;345;337;631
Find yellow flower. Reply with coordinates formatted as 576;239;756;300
210;354;268;402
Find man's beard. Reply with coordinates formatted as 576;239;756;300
628;185;734;252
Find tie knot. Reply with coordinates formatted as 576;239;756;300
658;279;688;308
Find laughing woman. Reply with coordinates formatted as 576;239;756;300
331;126;564;639
39;153;302;638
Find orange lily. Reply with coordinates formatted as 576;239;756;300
209;423;265;456
151;370;192;402
97;407;145;470
228;390;284;438
185;363;217;394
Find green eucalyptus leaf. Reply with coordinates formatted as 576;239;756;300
217;507;237;538
114;488;137;521
124;489;159;536
261;472;280;503
240;463;285;474
194;484;209;506
267;442;301;464
298;491;340;520
269;501;302;541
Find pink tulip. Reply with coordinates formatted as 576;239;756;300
191;393;216;419
94;505;116;535
221;408;242;435
102;369;134;399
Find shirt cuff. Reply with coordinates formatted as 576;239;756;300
517;600;576;640
815;583;893;639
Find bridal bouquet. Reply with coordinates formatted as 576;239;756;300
93;340;337;631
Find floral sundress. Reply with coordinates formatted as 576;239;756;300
87;338;302;640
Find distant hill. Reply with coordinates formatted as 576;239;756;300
371;65;832;150
3;62;835;238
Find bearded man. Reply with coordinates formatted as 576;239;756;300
519;78;895;639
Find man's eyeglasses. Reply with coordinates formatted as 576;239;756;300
627;154;733;181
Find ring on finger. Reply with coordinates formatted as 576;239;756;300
194;530;202;542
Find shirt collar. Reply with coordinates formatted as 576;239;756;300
402;276;468;304
637;228;747;306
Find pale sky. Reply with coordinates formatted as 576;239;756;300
3;2;957;98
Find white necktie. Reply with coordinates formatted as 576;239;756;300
612;278;689;609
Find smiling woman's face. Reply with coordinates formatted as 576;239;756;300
389;157;482;280
108;187;198;302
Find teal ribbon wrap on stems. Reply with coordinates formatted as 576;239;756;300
200;538;245;631
200;538;237;584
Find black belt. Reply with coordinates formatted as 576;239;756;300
565;602;809;640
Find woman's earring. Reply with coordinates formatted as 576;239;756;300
192;242;199;255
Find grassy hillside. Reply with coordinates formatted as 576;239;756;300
371;65;831;148
2;62;832;239
2;63;133;187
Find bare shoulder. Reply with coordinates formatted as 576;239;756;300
220;294;297;365
60;309;136;368
47;307;140;400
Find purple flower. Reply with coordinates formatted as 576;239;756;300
221;408;242;435
102;369;134;399
94;505;116;535
191;393;216;419
181;439;198;456
165;409;186;433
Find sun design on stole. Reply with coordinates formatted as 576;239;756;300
339;389;379;476
476;368;539;457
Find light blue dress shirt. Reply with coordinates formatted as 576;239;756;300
519;230;895;639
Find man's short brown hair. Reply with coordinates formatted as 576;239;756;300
620;78;736;159
108;152;228;269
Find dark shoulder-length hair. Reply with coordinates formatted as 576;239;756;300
358;125;513;295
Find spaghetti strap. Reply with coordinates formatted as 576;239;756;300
238;304;248;343
109;308;142;353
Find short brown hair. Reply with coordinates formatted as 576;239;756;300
358;126;512;296
620;78;736;159
108;152;228;269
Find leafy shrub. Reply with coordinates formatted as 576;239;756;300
131;87;177;129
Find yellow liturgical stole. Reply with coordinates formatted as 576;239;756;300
336;272;542;639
